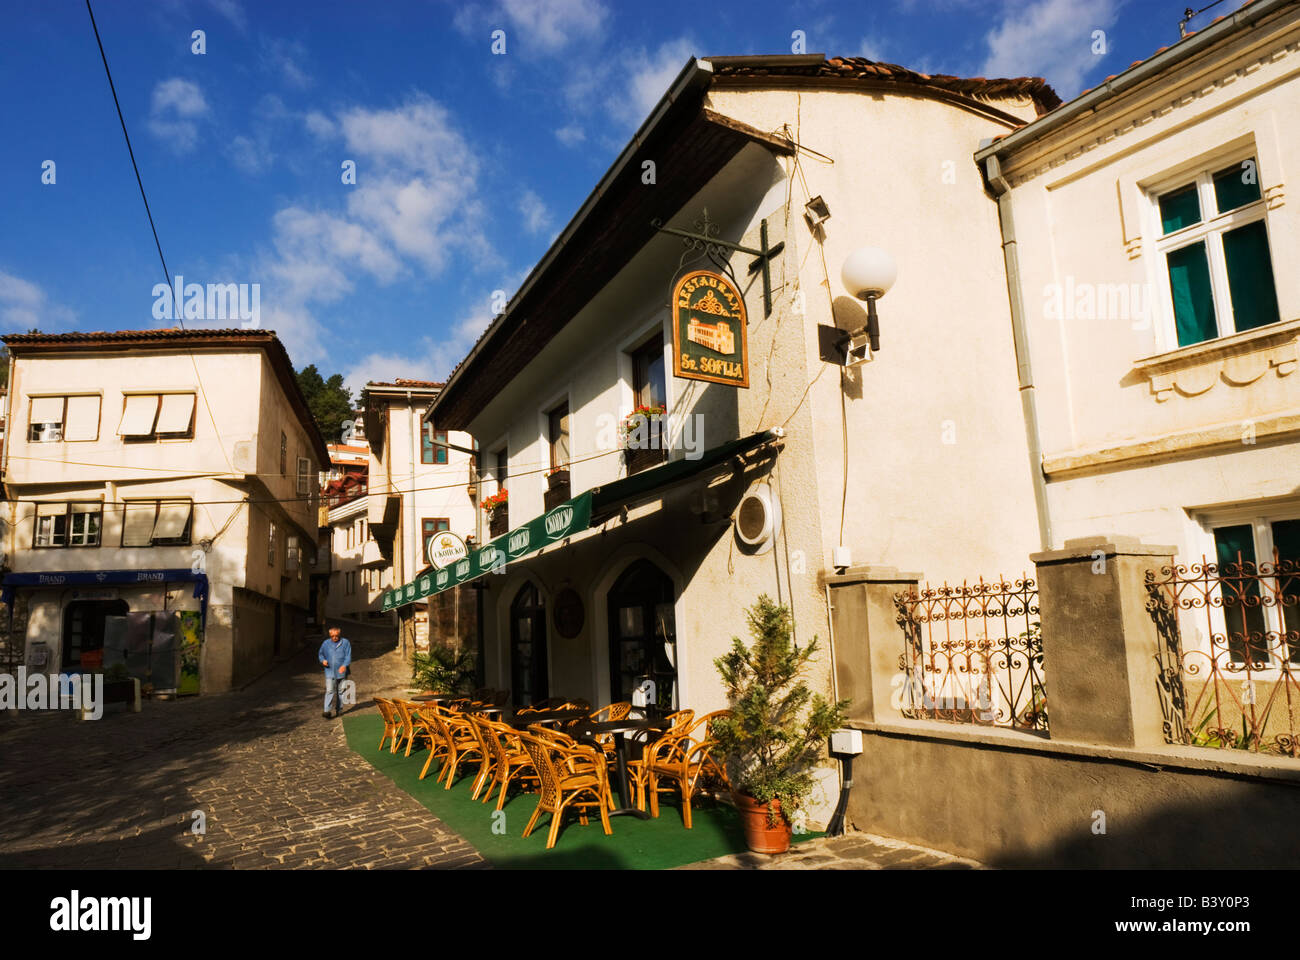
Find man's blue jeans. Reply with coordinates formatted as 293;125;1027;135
324;673;348;715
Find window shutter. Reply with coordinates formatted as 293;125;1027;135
63;396;101;441
30;397;63;425
123;502;156;546
151;501;191;540
119;395;160;437
156;394;196;435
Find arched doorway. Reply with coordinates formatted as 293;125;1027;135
509;582;548;707
62;599;129;670
607;560;677;711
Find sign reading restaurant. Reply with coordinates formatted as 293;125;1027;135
671;269;749;388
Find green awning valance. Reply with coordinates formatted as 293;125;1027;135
381;428;780;610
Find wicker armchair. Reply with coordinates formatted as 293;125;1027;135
392;699;428;757
421;706;488;791
472;715;539;810
374;697;402;753
516;731;613;849
641;710;732;829
627;709;694;807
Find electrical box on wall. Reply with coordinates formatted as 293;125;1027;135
829;728;863;755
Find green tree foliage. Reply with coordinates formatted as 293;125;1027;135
296;364;353;442
712;594;849;825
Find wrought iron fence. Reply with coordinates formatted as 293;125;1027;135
893;576;1047;734
1146;552;1299;757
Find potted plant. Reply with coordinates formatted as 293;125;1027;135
712;594;848;854
480;489;508;537
544;466;570;510
621;404;666;472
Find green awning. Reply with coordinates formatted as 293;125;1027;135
381;428;780;610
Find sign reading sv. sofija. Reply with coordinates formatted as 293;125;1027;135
671;269;749;388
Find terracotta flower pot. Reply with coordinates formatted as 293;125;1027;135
733;792;792;854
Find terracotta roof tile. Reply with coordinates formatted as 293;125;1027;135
708;55;1063;114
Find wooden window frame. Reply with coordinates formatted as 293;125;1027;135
1149;154;1278;349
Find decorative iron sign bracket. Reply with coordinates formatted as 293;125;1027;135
651;208;784;317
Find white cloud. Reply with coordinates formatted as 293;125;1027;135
454;0;608;55
303;110;336;139
343;303;495;393
261;37;312;89
242;94;493;369
555;124;585;146
608;37;696;127
147;78;210;153
982;0;1120;98
517;189;551;235
205;0;247;31
0;270;77;331
228;134;272;174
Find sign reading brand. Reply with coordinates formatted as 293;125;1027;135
436;568;450;588
671;269;749;388
427;531;469;569
455;559;471;578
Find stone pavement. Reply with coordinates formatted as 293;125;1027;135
0;624;485;869
682;832;982;869
0;626;979;870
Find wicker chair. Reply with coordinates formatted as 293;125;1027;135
642;710;732;829
392;699;427;757
472;715;539;810
423;706;489;791
413;704;451;779
374;697;403;753
516;731;613;849
627;709;694;808
586;701;632;756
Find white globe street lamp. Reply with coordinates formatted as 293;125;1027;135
841;246;898;352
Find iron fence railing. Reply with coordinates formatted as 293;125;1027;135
893;576;1047;734
1146;553;1299;757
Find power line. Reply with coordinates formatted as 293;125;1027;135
85;0;171;294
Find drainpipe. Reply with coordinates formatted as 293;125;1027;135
983;153;1053;552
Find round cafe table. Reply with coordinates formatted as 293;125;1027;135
567;716;671;819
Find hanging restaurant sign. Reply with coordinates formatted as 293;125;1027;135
671;269;749;388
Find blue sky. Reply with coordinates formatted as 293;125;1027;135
0;0;1251;395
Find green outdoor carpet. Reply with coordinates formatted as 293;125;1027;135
342;713;818;869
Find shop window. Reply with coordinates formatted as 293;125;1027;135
1153;156;1280;348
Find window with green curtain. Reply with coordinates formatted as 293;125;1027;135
1214;525;1268;664
1167;242;1217;346
1222;220;1280;333
1159;183;1201;234
1271;519;1300;663
1212;161;1262;213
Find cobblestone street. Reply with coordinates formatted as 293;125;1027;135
0;625;485;869
0;627;980;870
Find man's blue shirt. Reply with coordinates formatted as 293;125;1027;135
319;637;352;676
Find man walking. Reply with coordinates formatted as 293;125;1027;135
319;625;352;719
